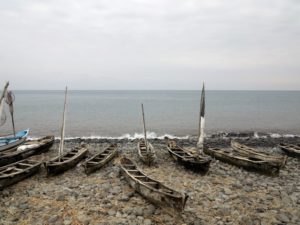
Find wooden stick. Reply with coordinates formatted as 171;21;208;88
141;103;148;153
58;87;68;161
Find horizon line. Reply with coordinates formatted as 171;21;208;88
7;89;300;91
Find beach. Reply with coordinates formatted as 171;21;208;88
0;135;299;225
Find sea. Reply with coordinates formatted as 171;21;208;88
1;90;300;139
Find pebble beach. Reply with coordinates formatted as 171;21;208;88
0;135;299;225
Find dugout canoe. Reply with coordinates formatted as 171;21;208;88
83;144;118;174
278;143;300;158
120;157;188;211
44;145;88;175
0;136;54;167
0;129;29;152
204;146;282;174
231;140;287;167
138;139;156;166
166;140;211;172
0;158;41;190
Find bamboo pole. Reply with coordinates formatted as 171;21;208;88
58;87;68;161
141;103;149;153
197;83;205;153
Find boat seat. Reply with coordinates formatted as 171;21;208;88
61;157;70;160
143;181;157;186
87;161;98;164
127;169;139;172
134;175;146;178
18;163;32;167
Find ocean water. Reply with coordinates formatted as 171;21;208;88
1;90;300;138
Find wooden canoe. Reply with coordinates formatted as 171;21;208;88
120;157;188;211
82;144;118;174
231;140;287;167
203;146;282;174
0;136;54;167
166;140;211;172
278;143;300;158
0;158;41;190
138;139;156;166
0;129;29;152
44;145;88;175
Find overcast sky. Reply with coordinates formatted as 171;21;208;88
0;0;299;90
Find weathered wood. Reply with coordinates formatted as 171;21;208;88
141;103;148;153
59;87;68;161
82;144;118;175
0;158;41;190
231;140;287;167
278;143;300;158
203;146;283;174
138;139;156;166
44;146;88;175
166;140;211;172
0;136;54;167
120;157;188;212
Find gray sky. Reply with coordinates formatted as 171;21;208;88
0;0;299;90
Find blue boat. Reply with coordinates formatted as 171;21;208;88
0;129;29;152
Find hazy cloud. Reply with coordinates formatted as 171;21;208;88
0;0;299;90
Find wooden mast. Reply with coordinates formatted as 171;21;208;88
0;82;9;126
141;103;148;153
197;83;205;152
58;87;68;161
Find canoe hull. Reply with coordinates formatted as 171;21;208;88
45;147;88;175
166;141;211;172
0;129;29;152
0;159;41;190
169;152;211;172
120;157;188;211
204;147;281;174
231;141;287;167
83;144;118;175
138;140;155;166
279;144;300;158
121;169;188;211
0;136;54;167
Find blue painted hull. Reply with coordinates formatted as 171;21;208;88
0;129;30;152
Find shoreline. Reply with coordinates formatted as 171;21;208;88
27;130;300;141
0;136;299;224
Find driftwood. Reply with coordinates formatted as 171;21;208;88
82;144;118;174
120;157;188;211
0;158;41;190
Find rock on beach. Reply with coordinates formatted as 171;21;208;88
0;136;300;224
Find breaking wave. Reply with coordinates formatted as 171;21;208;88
28;132;190;140
28;131;300;140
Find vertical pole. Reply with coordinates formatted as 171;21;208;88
141;103;148;153
59;87;68;161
